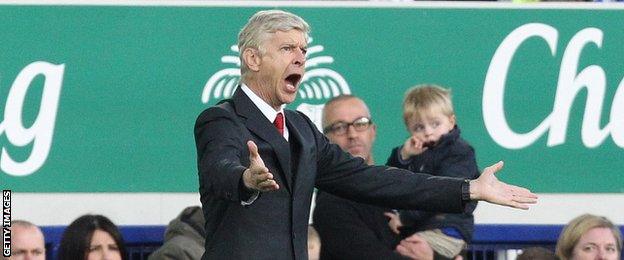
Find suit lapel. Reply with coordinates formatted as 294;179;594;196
284;110;306;195
231;88;293;193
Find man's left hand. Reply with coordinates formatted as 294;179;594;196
469;161;538;209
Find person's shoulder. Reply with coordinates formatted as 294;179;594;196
285;109;310;124
149;235;204;260
445;127;475;152
443;138;475;160
285;109;321;136
452;137;474;149
195;103;237;123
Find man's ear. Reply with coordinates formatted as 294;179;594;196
243;48;261;72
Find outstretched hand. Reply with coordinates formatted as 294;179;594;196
242;141;279;192
469;161;537;209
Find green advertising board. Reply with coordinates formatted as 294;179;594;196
1;3;623;193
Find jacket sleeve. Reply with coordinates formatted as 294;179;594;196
302;112;465;213
386;146;412;168
313;193;410;260
437;144;480;214
400;144;481;225
194;107;249;202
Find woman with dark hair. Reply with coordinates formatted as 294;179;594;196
57;214;127;260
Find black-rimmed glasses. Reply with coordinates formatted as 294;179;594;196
323;117;373;135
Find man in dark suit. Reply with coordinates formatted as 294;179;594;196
194;10;537;260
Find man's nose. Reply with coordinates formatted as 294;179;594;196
346;125;358;137
293;48;306;66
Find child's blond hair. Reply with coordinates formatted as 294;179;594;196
403;84;455;125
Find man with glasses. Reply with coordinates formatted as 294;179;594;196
321;95;376;165
313;95;435;259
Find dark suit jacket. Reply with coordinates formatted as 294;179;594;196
313;191;409;260
194;87;466;260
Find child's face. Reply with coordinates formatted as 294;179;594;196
407;109;456;147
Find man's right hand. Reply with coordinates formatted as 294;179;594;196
242;140;280;192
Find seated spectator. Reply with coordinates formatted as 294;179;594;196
313;95;422;259
8;220;46;260
308;225;321;260
517;246;558;260
556;214;622;260
148;206;205;260
57;214;127;260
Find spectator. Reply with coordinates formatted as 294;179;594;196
57;214;127;260
314;95;422;259
556;214;622;260
7;220;45;260
386;84;480;259
517;247;558;260
149;206;206;260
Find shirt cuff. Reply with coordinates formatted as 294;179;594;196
241;191;260;206
239;171;260;206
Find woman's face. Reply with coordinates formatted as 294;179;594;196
86;229;121;260
571;227;620;260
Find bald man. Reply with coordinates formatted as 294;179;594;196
6;220;45;260
313;95;435;260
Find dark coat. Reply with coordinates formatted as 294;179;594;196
148;206;205;260
194;87;468;259
313;191;409;260
386;127;479;242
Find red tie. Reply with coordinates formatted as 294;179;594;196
274;112;284;136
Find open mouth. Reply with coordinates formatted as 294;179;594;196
285;73;302;87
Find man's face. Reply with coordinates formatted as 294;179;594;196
253;29;307;109
323;98;376;164
10;225;45;260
